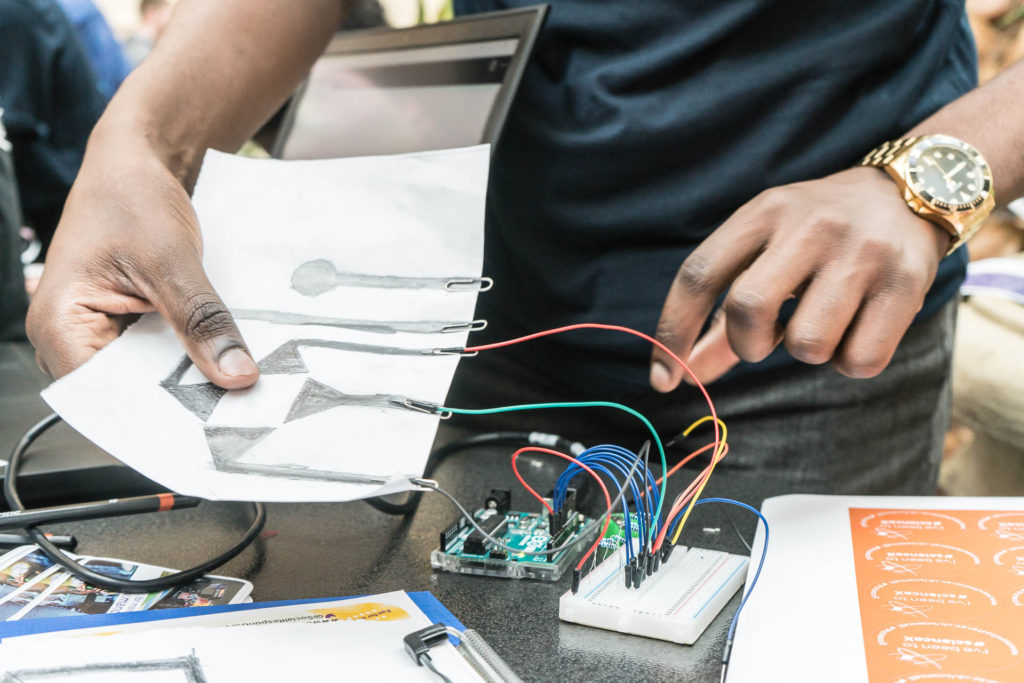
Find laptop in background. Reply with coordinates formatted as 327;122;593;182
272;6;546;160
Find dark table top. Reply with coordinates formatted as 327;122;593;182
1;341;759;682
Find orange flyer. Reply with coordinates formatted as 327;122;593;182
849;508;1024;683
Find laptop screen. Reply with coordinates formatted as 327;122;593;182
273;8;546;160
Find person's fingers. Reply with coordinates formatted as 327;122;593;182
27;283;154;379
29;307;110;378
142;255;258;389
721;240;815;363
681;309;742;385
832;276;927;378
783;263;869;365
651;202;771;392
34;350;50;377
653;168;948;388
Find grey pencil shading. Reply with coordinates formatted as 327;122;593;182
256;339;445;376
2;651;207;683
290;259;492;296
210;457;390;486
159;356;226;421
232;309;485;334
202;426;275;465
162;337;450;420
203;390;437;475
284;378;406;422
204;425;392;484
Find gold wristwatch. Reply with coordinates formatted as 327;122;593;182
860;134;994;255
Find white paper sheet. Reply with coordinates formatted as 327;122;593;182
0;617;483;682
726;494;1024;683
42;146;490;501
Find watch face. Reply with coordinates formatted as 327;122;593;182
907;136;992;212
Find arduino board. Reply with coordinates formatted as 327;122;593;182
430;489;596;581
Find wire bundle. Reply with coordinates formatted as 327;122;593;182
655;417;729;554
553;445;660;569
431;325;728;570
414;322;769;675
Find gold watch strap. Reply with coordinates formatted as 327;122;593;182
860;136;922;167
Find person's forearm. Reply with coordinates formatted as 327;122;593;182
95;0;348;189
907;60;1024;202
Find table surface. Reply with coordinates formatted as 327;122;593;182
0;341;762;683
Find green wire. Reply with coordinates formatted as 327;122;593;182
441;401;667;544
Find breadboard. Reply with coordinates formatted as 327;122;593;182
559;544;748;644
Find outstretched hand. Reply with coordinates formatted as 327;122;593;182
649;166;950;391
27;143;259;389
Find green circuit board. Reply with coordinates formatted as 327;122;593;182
430;507;596;581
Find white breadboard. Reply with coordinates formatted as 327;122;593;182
559;545;748;645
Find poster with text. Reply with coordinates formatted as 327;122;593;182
850;508;1024;683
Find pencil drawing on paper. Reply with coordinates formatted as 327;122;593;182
203;423;388;484
232;309;484;335
290;259;492;296
2;651;207;682
284;378;407;422
160;356;226;421
160;339;439;420
210;451;390;485
154;255;490;486
161;329;447;483
257;338;442;373
164;356;439;482
38;147;491;502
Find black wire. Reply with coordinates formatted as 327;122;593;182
719;504;752;552
5;413;266;594
419;654;453;683
364;431;584;516
641;440;651;555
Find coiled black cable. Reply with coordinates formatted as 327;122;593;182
4;413;266;594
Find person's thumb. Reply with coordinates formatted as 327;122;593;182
681;309;741;386
146;257;258;390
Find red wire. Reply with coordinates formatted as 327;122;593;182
655;441;718;487
472;323;724;566
512;447;556;515
637;441;717;501
464;322;720;477
510;446;613;571
652;442;729;551
657;469;713;550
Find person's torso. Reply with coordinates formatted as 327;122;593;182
456;0;976;395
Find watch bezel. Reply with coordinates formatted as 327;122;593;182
905;135;992;214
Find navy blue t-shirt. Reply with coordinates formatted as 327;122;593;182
456;0;977;395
